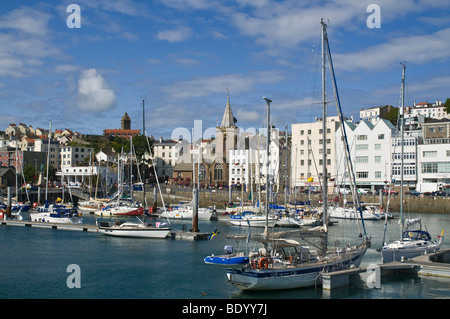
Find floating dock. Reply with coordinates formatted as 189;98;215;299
322;248;450;290
0;219;210;240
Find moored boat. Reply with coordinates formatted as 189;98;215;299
97;219;171;238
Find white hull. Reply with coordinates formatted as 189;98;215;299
381;240;443;263
97;227;170;238
29;213;82;224
227;247;367;290
275;217;303;227
228;215;278;227
160;208;212;220
97;222;170;238
328;207;381;220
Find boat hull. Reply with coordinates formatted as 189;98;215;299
97;227;170;238
228;215;278;227
328;207;381;220
160;210;212;221
381;241;443;263
226;247;366;291
204;255;249;267
95;207;144;216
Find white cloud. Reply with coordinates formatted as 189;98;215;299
333;28;450;71
157;26;193;42
77;69;117;111
0;7;51;36
160;71;284;100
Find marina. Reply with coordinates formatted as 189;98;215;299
1;207;449;299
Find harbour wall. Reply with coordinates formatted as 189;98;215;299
136;187;450;214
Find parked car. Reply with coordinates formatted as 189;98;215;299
382;189;398;195
408;190;421;196
339;188;351;195
357;188;373;195
431;190;448;197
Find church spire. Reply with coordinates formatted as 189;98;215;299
220;89;236;128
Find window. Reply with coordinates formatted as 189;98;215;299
423;151;437;158
356;172;368;178
356;156;368;163
356;144;368;151
378;134;384;140
357;135;367;141
375;144;381;150
214;163;223;180
375;171;381;178
375;156;381;163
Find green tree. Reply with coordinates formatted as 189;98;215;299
385;107;399;125
23;163;37;183
444;98;450;114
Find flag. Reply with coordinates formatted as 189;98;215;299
209;228;219;240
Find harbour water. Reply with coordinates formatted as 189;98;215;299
1;210;449;300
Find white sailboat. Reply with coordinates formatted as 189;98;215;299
381;64;444;263
226;20;370;290
160;204;213;221
97;217;170;239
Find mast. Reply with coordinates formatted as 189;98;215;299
320;19;328;242
263;97;272;238
400;62;406;236
142;99;146;210
45;120;51;203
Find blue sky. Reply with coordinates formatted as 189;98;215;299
0;0;449;140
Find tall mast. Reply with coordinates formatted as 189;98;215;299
400;62;406;235
142;99;146;210
45;120;51;203
321;19;328;238
263;97;272;238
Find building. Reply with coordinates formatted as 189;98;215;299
360;105;395;125
416;118;450;193
228;130;280;192
411;100;449;120
104;112;140;138
172;93;239;188
60;146;94;169
153;137;179;179
291;116;341;192
335;119;397;192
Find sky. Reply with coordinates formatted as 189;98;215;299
0;0;449;141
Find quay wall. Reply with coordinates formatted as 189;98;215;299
136;187;450;214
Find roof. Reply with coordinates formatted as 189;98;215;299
220;93;236;128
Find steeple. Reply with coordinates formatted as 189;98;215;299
220;90;236;128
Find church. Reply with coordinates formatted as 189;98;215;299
103;112;140;138
172;93;239;188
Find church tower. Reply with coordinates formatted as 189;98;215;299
216;91;239;160
121;112;131;130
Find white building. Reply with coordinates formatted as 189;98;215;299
153;138;180;178
291;116;341;192
60;146;94;169
416;119;450;193
228;130;280;191
336;119;398;192
411;100;449;120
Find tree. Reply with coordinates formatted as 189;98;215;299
444;98;450;114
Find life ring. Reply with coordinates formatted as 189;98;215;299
259;257;269;269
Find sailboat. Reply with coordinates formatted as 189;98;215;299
30;121;83;224
381;63;444;263
226;20;370;290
